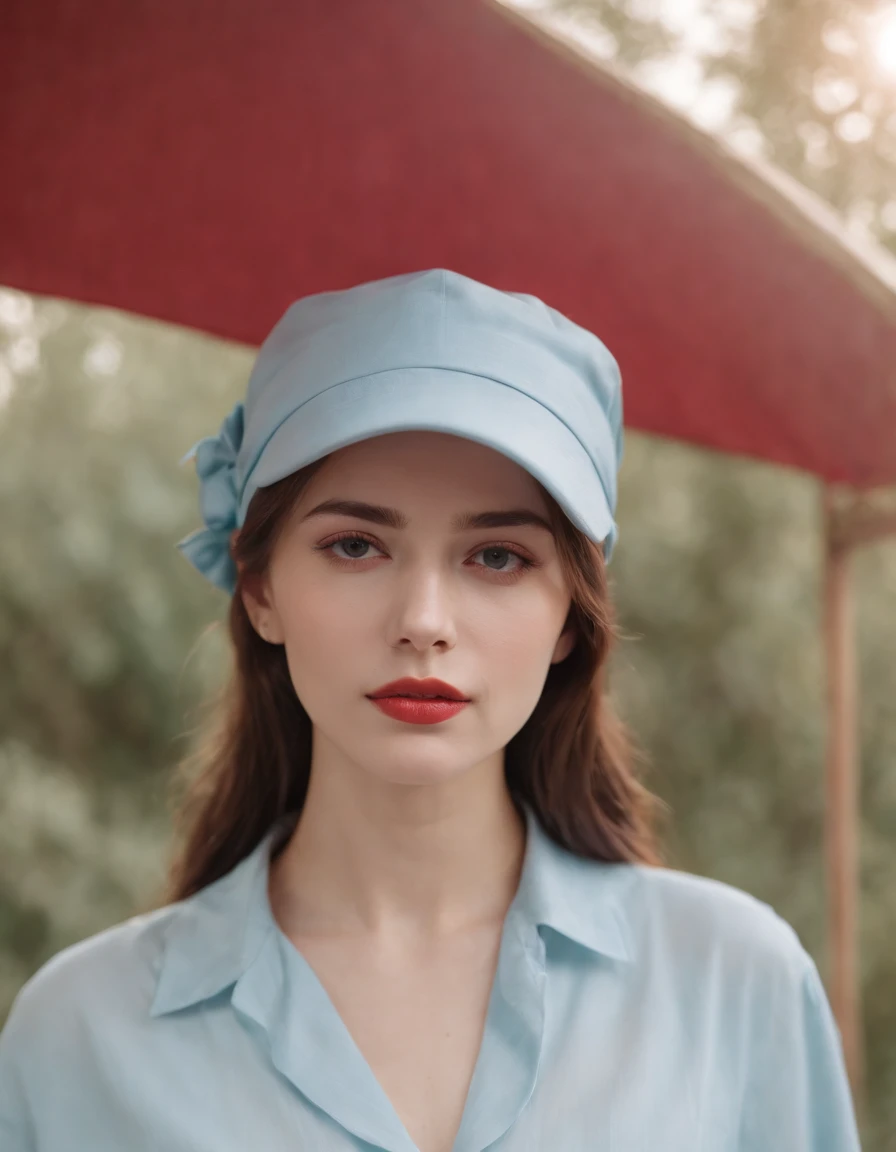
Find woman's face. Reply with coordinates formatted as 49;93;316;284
243;430;576;789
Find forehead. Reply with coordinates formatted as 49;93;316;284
303;430;548;507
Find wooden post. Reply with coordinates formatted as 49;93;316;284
822;485;864;1121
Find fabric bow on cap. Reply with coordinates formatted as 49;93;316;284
176;401;244;594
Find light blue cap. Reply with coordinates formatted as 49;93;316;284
177;268;624;594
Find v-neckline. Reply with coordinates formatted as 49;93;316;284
230;887;548;1152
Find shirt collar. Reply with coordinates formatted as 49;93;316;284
513;802;638;963
150;801;637;1018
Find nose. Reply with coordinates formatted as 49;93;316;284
387;565;457;652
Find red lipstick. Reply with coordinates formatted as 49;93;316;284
366;677;470;725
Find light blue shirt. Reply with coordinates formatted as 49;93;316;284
0;802;861;1151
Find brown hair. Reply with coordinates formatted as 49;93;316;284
153;460;668;907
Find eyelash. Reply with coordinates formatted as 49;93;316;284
314;531;539;582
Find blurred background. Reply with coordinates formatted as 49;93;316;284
1;0;895;1147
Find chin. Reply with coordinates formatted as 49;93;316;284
363;748;478;787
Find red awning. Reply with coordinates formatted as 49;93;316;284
2;0;895;486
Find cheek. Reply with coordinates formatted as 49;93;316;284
472;582;565;645
290;583;372;636
276;554;373;630
470;597;566;695
274;572;376;691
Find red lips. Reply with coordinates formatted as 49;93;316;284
367;676;469;701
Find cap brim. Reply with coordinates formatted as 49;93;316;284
238;368;616;553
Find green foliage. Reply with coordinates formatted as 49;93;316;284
612;434;896;1149
0;301;244;1006
550;0;896;245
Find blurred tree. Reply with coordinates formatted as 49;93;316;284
0;301;249;1004
547;0;896;247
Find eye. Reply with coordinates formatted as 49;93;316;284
320;533;385;562
469;545;536;578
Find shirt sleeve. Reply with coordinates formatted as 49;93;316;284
0;989;38;1152
737;947;862;1151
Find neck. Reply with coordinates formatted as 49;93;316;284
267;752;527;943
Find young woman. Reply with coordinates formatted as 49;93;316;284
0;269;861;1151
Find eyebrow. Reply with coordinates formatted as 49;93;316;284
299;498;555;535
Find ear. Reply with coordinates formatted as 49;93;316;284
550;622;577;664
238;567;285;644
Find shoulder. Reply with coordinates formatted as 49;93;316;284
617;867;859;1146
624;862;814;987
0;903;179;1068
